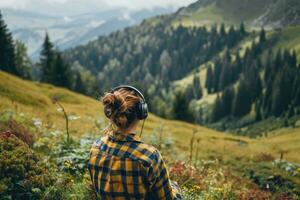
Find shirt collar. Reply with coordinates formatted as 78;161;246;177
107;131;141;143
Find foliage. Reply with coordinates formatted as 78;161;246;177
1;68;300;199
169;161;272;200
64;22;247;122
207;28;300;129
0;11;18;76
0;132;56;199
39;33;72;89
0;119;34;146
14;40;33;80
172;91;193;122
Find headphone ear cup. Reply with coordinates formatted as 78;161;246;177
143;103;148;119
138;102;148;120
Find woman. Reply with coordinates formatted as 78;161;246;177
88;85;182;200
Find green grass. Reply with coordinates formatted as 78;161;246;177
172;5;226;27
171;0;274;28
1;71;300;163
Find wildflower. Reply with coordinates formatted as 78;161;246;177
68;115;81;121
193;185;201;190
32;118;42;127
64;160;72;168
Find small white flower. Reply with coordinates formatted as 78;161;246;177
68;115;81;121
57;108;63;112
32;118;42;127
50;130;62;136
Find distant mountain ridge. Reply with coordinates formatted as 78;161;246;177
173;0;300;27
1;7;173;60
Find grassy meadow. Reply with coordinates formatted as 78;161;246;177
1;71;300;199
1;71;300;162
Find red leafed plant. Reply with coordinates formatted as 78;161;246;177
0;119;34;146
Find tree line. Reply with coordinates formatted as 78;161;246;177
64;19;248;119
209;28;300;124
2;9;300;128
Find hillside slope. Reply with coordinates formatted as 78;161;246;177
0;71;299;163
173;0;300;27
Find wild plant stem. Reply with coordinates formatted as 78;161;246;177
56;101;70;144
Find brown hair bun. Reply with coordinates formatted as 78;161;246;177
102;88;141;129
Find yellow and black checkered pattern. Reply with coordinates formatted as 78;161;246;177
88;131;182;200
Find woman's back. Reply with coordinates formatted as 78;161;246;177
88;131;181;200
88;85;181;199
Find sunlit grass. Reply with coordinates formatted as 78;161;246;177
1;71;300;164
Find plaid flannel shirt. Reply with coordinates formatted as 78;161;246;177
88;131;182;200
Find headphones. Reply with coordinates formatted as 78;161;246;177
109;85;148;120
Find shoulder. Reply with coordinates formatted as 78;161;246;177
91;135;109;149
133;143;162;167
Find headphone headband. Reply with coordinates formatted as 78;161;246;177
110;85;146;102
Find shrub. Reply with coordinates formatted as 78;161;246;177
238;188;271;200
0;132;55;199
0;119;34;146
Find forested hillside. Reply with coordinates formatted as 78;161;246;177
64;7;300;136
2;0;300;136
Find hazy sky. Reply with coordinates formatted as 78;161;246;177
0;0;197;15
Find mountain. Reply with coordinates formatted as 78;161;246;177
63;0;300;137
1;7;173;60
173;0;300;28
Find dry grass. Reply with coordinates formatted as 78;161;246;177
1;71;300;163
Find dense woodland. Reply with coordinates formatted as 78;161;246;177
210;35;300;124
1;10;300;131
64;20;249;119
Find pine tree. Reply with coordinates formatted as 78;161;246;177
213;59;222;92
221;87;234;117
192;73;202;99
220;23;226;37
259;27;266;44
291;50;297;68
172;91;192;122
0;12;18;75
233;52;242;80
40;33;56;83
15;40;32;79
264;49;273;83
219;55;234;91
271;72;284;116
255;101;262;122
205;64;213;94
232;77;252;117
53;52;71;88
211;94;222;122
227;25;237;48
74;72;85;94
239;22;246;36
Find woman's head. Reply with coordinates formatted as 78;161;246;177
102;88;142;130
